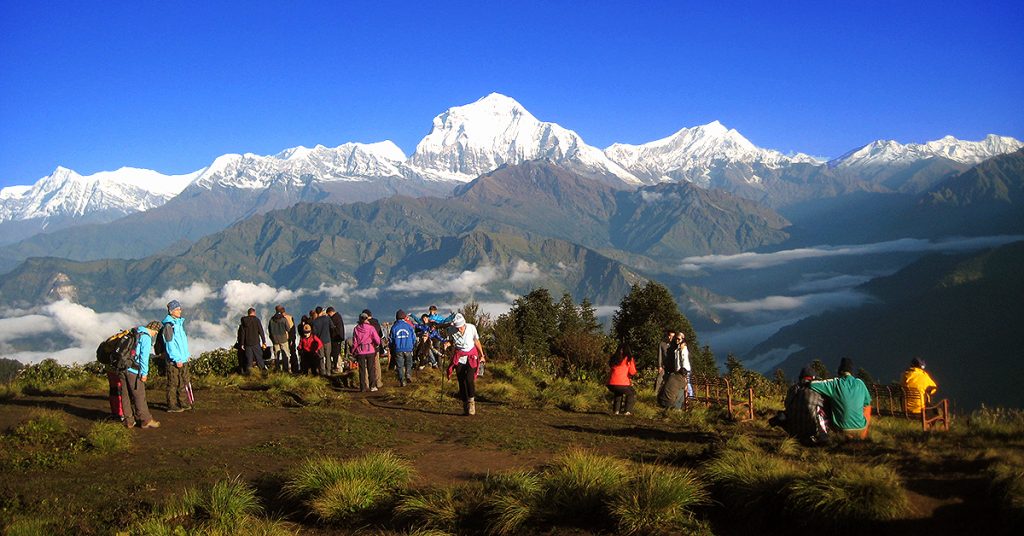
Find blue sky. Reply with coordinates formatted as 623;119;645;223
1;0;1021;186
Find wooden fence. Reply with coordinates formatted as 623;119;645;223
867;383;949;431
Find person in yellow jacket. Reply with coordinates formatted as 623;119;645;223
902;357;937;414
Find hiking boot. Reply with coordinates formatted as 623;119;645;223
124;420;137;429
141;420;161;429
468;398;476;416
463;400;470;416
370;387;378;392
167;408;185;413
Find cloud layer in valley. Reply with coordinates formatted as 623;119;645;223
680;235;1024;272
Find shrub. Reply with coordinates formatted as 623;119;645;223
0;381;21;400
964;406;1024;441
86;421;133;454
190;348;242;376
785;460;910;525
610;464;708;535
16;359;105;395
12;409;70;444
540;450;629;525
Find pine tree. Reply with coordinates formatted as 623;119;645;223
810;359;831;379
579;298;602;334
611;281;706;371
556;293;584;335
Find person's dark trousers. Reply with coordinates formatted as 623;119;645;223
607;385;636;414
395;351;414;385
242;346;266;374
166;362;192;410
456;364;478;402
288;336;299;373
355;353;377;391
120;370;153;425
106;371;123;419
330;338;343;371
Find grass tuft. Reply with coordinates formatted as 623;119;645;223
12;409;70;444
610;464;709;535
481;471;543;535
86;421;133;454
284;451;415;523
785;460;910;524
395;485;463;531
703;446;800;520
540;449;629;525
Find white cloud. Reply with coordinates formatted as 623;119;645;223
716;290;871;314
0;300;141;365
592;305;619;318
681;235;1024;272
139;282;215;310
387;266;501;296
743;344;806;374
0;314;51;344
508;260;544;283
221;280;306;312
790;274;873;293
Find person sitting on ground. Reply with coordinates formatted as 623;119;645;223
296;324;323;376
809;357;872;439
413;331;442;369
607;342;638;416
352;312;382;392
902;357;938;414
121;321;163;429
770;365;831;446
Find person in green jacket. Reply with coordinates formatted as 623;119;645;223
809;357;872;439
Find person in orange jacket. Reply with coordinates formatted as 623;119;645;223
607;342;638;415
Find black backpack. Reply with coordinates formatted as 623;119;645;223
154;322;170;357
97;328;140;372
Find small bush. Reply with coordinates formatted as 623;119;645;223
964;406;1024;440
86;421;133;454
785;460;910;525
610;464;708;535
12;409;70;444
0;382;21;400
17;359;106;395
540;449;629;525
312;477;387;522
190;348;242;377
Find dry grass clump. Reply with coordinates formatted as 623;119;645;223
134;477;291;536
86;421;133;454
786;460;910;525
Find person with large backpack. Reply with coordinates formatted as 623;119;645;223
99;321;163;429
769;365;831;446
162;300;193;413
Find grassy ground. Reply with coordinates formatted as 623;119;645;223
0;363;1021;535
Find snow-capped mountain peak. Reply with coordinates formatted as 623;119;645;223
0;165;203;224
604;120;806;185
410;93;641;185
829;134;1024;168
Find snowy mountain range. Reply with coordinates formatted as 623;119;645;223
2;92;1020;245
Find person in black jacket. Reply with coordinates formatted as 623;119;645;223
311;307;333;376
327;306;345;373
236;308;268;375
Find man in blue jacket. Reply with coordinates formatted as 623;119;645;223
163;300;193;413
390;310;417;386
121;321;162;428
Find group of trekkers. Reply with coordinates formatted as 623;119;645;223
108;299;938;438
108;301;489;426
769;356;939;445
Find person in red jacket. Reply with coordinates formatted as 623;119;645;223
296;324;323;375
607;342;638;415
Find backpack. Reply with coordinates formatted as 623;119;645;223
153;322;170;357
97;328;140;372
